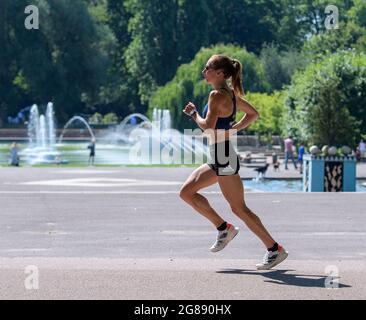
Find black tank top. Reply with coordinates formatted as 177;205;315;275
202;87;236;130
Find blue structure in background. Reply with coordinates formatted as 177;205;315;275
130;116;137;125
303;154;357;192
7;106;32;124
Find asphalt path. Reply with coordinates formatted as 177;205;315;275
0;167;365;299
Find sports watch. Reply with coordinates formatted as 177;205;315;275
189;109;197;117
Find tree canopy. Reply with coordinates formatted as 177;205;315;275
0;0;365;147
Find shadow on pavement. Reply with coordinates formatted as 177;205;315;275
216;269;351;289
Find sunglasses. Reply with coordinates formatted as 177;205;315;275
203;64;215;72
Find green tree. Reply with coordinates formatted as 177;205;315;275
302;22;365;62
125;0;179;103
292;0;353;35
149;44;269;130
260;43;307;91
284;50;366;146
238;91;286;136
206;0;300;53
176;0;210;64
44;0;109;122
2;0;365;128
105;0;141;116
299;0;366;61
346;0;366;51
0;0;52;120
0;0;112;124
89;112;103;124
102;112;118;124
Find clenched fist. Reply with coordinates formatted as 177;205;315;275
183;102;197;117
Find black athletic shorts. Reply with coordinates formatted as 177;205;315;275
207;139;240;176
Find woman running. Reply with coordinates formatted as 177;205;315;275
180;54;288;270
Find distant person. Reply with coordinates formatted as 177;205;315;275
9;142;19;166
359;139;366;158
298;142;305;174
284;136;298;170
87;138;96;166
55;155;62;165
355;147;361;162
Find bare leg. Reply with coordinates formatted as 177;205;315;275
180;164;225;228
218;174;276;249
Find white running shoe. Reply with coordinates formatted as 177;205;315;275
210;223;239;253
256;245;288;270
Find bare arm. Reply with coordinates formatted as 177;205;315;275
184;91;223;131
231;95;259;132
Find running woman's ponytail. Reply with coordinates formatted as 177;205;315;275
231;59;244;97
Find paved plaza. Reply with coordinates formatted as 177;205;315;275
0;165;365;299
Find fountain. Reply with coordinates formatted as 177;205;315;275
119;113;151;128
58;116;95;143
153;108;171;130
47;103;56;148
98;107;208;165
126;108;208;165
21;102;64;164
15;103;207;165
